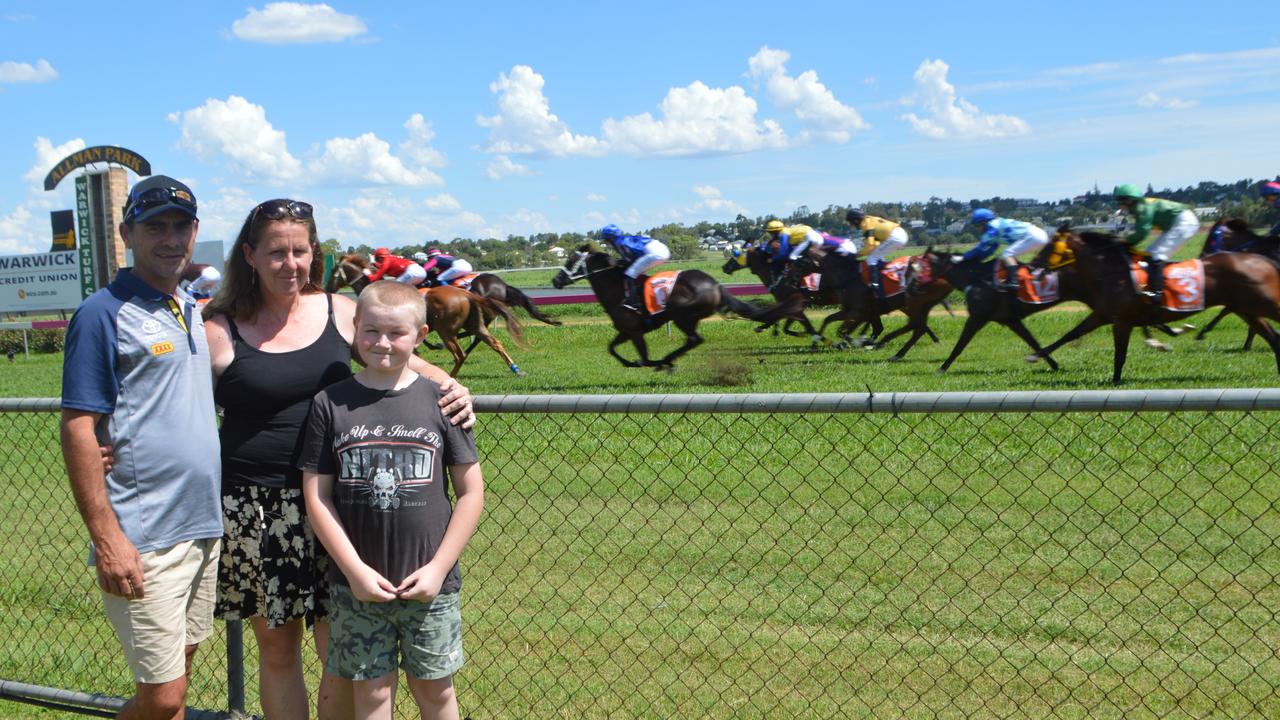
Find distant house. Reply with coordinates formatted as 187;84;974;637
1194;207;1220;219
547;245;567;258
906;219;928;230
946;220;966;233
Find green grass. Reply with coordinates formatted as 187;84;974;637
5;270;1280;718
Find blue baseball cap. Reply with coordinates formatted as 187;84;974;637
123;175;198;224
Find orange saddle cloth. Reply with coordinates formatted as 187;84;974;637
643;271;681;314
448;273;479;290
1130;259;1205;311
859;256;911;297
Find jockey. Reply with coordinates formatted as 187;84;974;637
420;247;474;287
1263;181;1280;237
367;247;427;285
845;209;909;303
1114;184;1200;301
182;262;222;299
762;220;840;287
963;209;1050;291
601;224;670;311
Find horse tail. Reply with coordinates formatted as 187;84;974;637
475;295;530;349
719;290;805;322
504;285;562;326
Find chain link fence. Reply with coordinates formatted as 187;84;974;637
3;390;1279;719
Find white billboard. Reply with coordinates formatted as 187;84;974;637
0;251;82;312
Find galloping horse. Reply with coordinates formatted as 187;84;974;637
911;249;1061;372
329;253;561;326
1192;220;1280;347
1026;231;1280;383
326;254;529;377
553;245;804;370
720;243;833;347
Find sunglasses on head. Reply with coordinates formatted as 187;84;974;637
251;199;314;225
123;186;197;223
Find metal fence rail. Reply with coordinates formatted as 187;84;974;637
3;391;1278;719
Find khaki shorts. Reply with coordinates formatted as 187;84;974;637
101;538;220;684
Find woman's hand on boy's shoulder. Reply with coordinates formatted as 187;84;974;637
396;562;448;602
437;377;475;429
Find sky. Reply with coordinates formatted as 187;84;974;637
1;1;1279;256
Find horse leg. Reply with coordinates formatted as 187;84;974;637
1242;317;1280;373
1005;318;1059;371
477;328;525;376
653;317;704;370
938;315;987;373
1027;312;1108;363
924;325;941;343
891;325;930;361
1194;306;1231;341
441;335;467;377
1141;326;1172;353
607;332;642;368
1110;323;1133;385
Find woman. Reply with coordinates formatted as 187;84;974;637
202;198;474;719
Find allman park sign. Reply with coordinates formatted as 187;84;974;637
43;145;151;191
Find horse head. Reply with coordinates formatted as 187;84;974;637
551;244;599;289
325;253;368;293
721;244;748;275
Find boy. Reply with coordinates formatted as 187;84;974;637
300;280;484;720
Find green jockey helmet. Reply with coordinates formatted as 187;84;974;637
1113;184;1143;200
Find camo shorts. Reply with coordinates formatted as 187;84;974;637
326;584;464;681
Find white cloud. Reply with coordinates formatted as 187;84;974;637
901;59;1030;140
173;99;442;188
424;193;461;211
747;46;867;143
602;81;788;156
477;65;605;157
586;193;606;202
484;155;535;180
172;96;302;182
1137;92;1199;110
398;114;448;169
232;3;367;44
308;132;443;187
0;59;57;84
23;136;85;184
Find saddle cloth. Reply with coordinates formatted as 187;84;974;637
859;256;911;297
644;271;681;314
448;273;479;291
1130;259;1205;311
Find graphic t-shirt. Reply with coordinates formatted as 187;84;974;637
298;376;478;590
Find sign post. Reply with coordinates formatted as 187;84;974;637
75;176;94;299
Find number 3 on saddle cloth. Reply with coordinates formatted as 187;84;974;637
994;265;1061;304
641;271;681;315
1130;259;1206;311
858;256;913;297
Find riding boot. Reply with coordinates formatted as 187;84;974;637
621;276;641;312
1001;262;1020;292
869;263;886;306
1144;258;1165;303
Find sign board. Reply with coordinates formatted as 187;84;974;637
76;175;94;299
44;145;150;191
0;251;82;312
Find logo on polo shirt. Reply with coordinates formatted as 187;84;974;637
151;341;174;356
141;319;163;336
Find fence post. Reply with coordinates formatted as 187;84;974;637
226;619;245;716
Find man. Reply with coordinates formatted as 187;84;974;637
1113;183;1199;301
1263;181;1280;237
367;246;427;285
845;209;909;304
601;224;670;312
420;246;474;287
963;209;1049;292
60;175;223;719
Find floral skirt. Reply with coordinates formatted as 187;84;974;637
215;483;330;627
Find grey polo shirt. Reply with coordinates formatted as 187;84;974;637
61;268;222;555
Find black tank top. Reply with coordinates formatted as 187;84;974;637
215;294;353;489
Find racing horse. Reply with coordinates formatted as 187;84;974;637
720;243;834;347
329;253;561;327
1025;231;1280;383
325;254;529;377
1191;219;1280;347
910;248;1061;373
785;251;953;353
553;245;804;370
